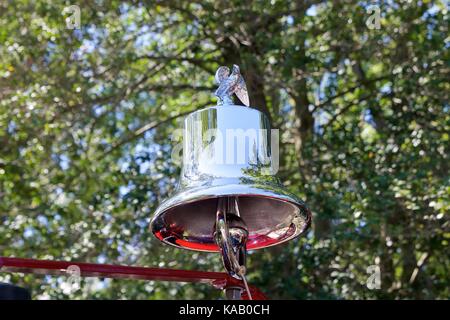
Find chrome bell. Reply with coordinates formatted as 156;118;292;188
151;65;311;254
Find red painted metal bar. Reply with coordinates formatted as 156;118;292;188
0;257;267;300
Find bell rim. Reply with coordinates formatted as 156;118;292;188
151;184;311;252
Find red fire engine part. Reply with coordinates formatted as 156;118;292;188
0;256;267;300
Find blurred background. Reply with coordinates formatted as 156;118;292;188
0;0;448;299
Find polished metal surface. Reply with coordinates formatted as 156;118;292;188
151;105;311;252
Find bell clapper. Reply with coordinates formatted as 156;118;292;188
214;197;253;300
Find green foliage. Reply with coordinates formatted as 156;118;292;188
0;0;448;299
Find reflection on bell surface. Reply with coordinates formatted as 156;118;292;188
151;104;311;252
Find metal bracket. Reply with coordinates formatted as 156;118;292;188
0;256;266;300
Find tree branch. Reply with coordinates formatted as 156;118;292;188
409;252;431;285
101;101;213;157
311;74;391;113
